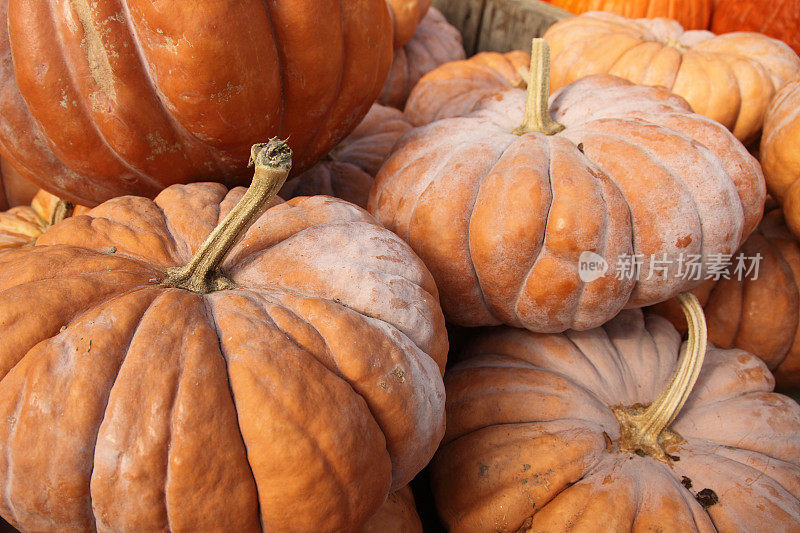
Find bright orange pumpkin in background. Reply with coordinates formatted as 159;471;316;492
712;0;800;56
544;0;713;29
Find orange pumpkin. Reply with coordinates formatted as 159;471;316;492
762;76;800;238
433;299;800;531
712;0;800;56
379;7;466;109
369;40;764;332
405;50;530;127
544;0;713;29
280;104;411;208
652;209;800;390
0;141;447;532
0;1;393;206
0;158;38;210
387;0;432;49
0;189;88;254
361;486;423;533
543;12;800;144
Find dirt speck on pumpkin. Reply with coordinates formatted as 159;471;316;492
478;462;490;478
696;488;719;509
603;431;613;452
681;476;693;490
391;368;407;383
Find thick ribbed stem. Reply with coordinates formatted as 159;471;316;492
513;38;565;136
162;139;292;294
50;200;75;226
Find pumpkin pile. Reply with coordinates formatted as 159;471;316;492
1;2;800;532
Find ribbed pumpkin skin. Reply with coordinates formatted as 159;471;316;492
369;74;764;332
543;12;800;144
387;0;432;49
0;190;91;254
546;0;713;29
433;311;800;532
712;0;800;56
0;0;393;207
0;183;447;532
652;209;800;390
379;7;466;109
762;77;800;239
280;104;412;208
0;157;38;210
361;486;423;533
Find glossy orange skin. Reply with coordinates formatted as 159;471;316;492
370;74;764;332
652;209;800;390
0;183;447;532
0;0;393;206
544;12;800;144
545;0;713;29
762;77;800;239
0;158;38;211
434;311;800;532
712;0;800;56
387;0;432;49
361;486;423;533
379;7;466;109
281;104;412;208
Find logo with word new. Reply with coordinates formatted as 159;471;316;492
578;251;609;283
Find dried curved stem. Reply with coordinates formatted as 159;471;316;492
513;38;565;136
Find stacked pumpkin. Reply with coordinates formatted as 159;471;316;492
1;2;800;532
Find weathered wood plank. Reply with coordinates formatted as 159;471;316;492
433;0;571;55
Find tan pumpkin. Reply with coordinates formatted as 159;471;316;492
369;40;764;332
404;50;531;127
379;7;466;109
652;209;800;390
0;157;38;211
433;297;800;531
361;486;423;533
762;76;800;238
0;189;88;254
280;104;411;208
0;141;447;532
387;0;432;49
543;12;800;144
544;0;713;29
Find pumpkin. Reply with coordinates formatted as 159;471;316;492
387;0;432;49
0;157;38;211
361;486;423;533
369;39;764;332
762;76;800;238
0;189;88;254
0;140;447;532
433;296;800;531
652;208;800;390
0;1;394;207
280;104;411;208
379;7;466;109
543;11;800;144
544;0;713;30
404;50;531;127
712;0;800;56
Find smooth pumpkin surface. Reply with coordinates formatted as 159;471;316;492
370;45;764;332
379;7;466;109
0;0;393;206
387;0;432;49
544;0;713;29
361;486;423;533
762;77;800;238
405;50;531;127
0;157;38;211
712;0;800;56
0;145;447;531
652;209;800;390
543;12;800;144
433;310;800;532
0;189;89;254
280;104;412;209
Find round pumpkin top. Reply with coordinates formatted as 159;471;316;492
370;41;765;332
0;144;447;532
433;309;800;531
543;11;800;144
0;0;394;206
280;104;412;208
545;0;713;30
0;189;89;254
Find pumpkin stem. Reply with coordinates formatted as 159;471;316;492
612;293;707;462
513;38;565;136
162;139;292;294
50;199;75;226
